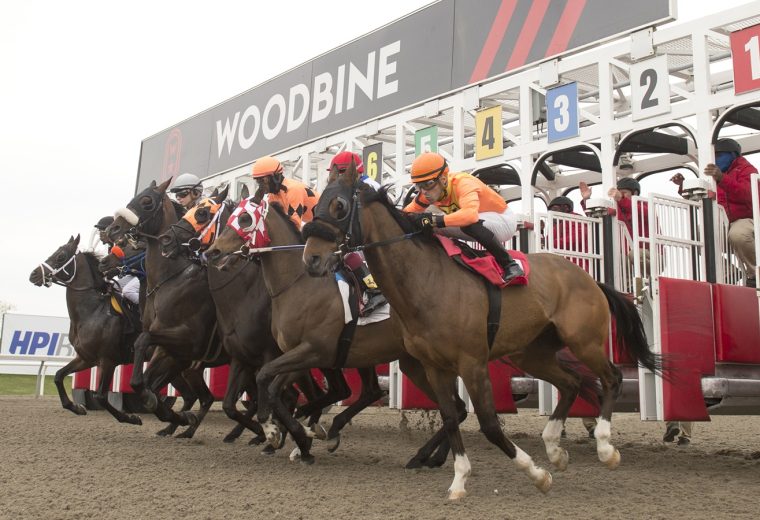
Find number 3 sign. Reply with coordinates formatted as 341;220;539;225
731;23;760;94
630;55;670;121
546;82;579;143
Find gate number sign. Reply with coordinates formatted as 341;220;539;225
630;55;671;121
362;143;383;181
546;82;579;143
475;105;503;160
731;23;760;95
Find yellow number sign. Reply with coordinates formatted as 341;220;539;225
475;105;503;160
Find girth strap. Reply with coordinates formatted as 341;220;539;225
334;280;360;368
486;281;501;350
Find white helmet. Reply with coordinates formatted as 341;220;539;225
170;173;202;193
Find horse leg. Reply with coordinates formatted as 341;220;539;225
54;357;92;415
399;355;464;469
324;367;383;450
153;372;197;437
293;370;327;426
418;367;478;500
144;357;194;432
294;368;351;425
94;360;142;425
513;348;582;472
222;360;265;443
459;361;552;495
129;332;151;399
266;373;316;464
175;366;215;439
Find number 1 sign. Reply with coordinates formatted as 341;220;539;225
731;24;760;95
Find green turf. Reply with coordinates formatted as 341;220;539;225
0;374;71;395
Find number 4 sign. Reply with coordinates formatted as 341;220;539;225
731;24;760;94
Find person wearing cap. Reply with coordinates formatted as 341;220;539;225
403;152;524;284
328;151;387;314
251;156;319;228
93;216;140;306
170;173;203;209
94;216;115;251
546;196;589;253
674;138;757;288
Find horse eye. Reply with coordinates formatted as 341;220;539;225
334;197;349;220
238;213;253;228
56;252;66;262
140;196;154;210
196;209;210;223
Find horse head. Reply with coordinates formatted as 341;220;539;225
302;158;365;276
108;179;173;242
158;184;230;259
30;235;80;287
206;194;270;270
98;239;145;278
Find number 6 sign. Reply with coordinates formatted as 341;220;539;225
630;55;670;121
731;23;760;94
546;82;579;143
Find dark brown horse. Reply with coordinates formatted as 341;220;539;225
205;197;457;465
157;194;327;447
29;235;142;425
105;180;226;438
302;164;662;499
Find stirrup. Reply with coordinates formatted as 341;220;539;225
362;294;387;315
502;261;524;284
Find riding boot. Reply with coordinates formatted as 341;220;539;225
461;221;524;284
344;252;387;314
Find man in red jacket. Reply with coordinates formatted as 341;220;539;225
704;138;757;287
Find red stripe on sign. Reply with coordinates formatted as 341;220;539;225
505;0;550;71
469;0;518;84
545;0;587;56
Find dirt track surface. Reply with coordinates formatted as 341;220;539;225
1;396;759;520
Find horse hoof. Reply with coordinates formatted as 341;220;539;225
248;434;266;446
551;449;569;472
534;470;553;494
260;444;276;456
447;489;467;500
289;447;301;461
70;404;87;416
272;430;286;450
175;429;195;439
405;459;424;470
603;449;621;469
156;428;174;437
262;422;280;446
300;454;315;465
310;423;328;441
326;434;341;453
223;434;237;443
128;415;142;426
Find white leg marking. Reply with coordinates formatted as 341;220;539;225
447;454;471;500
514;446;552;494
541;419;568;471
289;447;301;461
262;421;280;445
594;418;621;469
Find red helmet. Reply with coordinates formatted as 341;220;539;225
328;151;364;174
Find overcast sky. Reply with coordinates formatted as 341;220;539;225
0;0;752;318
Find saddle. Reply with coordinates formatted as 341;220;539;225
435;235;529;288
109;293;141;335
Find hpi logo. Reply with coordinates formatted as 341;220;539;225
8;330;74;357
162;128;182;183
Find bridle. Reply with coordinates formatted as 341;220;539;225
38;253;77;287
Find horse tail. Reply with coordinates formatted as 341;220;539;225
596;282;666;377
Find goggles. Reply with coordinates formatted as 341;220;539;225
414;177;440;191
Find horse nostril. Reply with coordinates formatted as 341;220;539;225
159;235;171;246
309;255;321;268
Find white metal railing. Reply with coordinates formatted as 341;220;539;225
0;354;74;397
716;204;745;285
616;221;634;294
535;210;603;281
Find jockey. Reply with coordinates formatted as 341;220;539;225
94;217;140;306
328;151;387;314
403;152;524;284
170;172;203;209
252;156;319;228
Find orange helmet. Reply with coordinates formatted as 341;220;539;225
252;156;284;178
410;152;448;183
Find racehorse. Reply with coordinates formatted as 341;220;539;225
158;193;328;447
301;162;662;499
205;196;460;465
105;180;226;438
29;235;142;425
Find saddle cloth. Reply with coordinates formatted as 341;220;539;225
335;272;391;326
435;235;529;288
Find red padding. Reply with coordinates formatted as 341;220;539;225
659;277;715;421
117;364;135;393
401;373;438;410
712;283;760;364
489;360;522;413
72;368;91;390
207;365;229;400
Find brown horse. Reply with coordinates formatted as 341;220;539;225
302;163;661;499
29;235;142;425
205;197;460;465
105;180;226;438
157;194;328;447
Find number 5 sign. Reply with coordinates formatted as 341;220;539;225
546;82;579;143
731;24;760;94
630;55;670;121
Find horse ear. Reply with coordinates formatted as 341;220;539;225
211;187;219;198
156;178;172;194
328;164;341;184
150;180;157;188
73;234;80;247
345;158;359;184
217;184;230;203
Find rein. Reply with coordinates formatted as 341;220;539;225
267;269;307;299
39;253;103;292
346;231;421;253
146;263;196;298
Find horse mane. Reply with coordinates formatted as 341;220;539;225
268;201;304;244
361;184;433;242
80;251;108;290
170;199;186;219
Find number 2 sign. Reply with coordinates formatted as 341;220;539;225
731;24;760;94
630;55;670;121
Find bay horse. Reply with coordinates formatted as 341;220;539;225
105;179;226;438
157;194;328;447
29;235;142;425
301;163;662;499
205;196;461;465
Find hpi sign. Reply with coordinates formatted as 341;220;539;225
1;314;73;373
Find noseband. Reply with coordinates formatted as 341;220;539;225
38;253;77;287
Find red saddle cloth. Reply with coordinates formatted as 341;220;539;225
435;235;529;289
